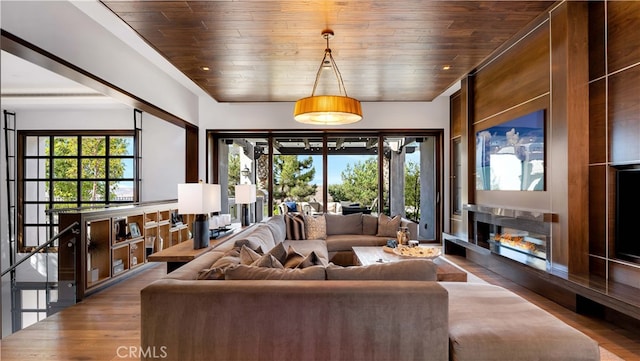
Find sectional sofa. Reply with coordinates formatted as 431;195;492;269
140;214;601;361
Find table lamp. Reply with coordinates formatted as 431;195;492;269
178;182;221;249
235;184;256;227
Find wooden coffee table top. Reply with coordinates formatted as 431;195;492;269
352;246;467;282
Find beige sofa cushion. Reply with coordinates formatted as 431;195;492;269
324;234;388;253
325;213;363;235
362;214;378;235
263;215;286;242
283;240;329;265
224;264;326;280
376;214;402;238
326;259;437;281
441;282;600;361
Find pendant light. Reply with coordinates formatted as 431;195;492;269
294;29;362;125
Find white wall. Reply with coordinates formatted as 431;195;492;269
1;0;200;125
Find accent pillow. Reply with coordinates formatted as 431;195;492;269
283;245;306;268
265;242;288;265
197;249;242;280
251;254;284;268
285;213;306;240
376;213;402;238
304;214;327;240
285;201;298;212
239;245;263;265
224;264;326;280
326;259;437;281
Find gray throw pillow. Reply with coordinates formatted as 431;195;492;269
240;245;262;265
325;259;437;281
325;213;363;235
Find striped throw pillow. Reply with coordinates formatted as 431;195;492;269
285;213;306;240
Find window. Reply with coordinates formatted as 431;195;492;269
18;131;137;252
211;131;441;240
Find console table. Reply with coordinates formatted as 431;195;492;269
147;223;245;272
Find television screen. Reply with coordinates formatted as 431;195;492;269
476;109;545;191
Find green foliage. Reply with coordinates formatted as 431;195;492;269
227;152;241;195
328;158;378;206
273;155;317;202
46;136;130;202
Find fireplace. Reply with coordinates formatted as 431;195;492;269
616;168;640;264
466;204;552;271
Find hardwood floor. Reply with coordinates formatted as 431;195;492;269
1;259;639;360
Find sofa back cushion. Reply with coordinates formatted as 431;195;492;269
264;215;287;242
245;224;277;250
362;214;378;235
224;264;326;280
325;213;363;235
326;259;437;281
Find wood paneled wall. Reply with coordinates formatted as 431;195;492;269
588;0;640;288
449;1;640;281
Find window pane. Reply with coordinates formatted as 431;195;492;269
24;203;47;224
404;139;421;222
52;136;77;156
52;181;78;201
53;159;77;179
24;226;48;247
327;136;378;215
25;159;48;179
110;181;134;201
22;312;38;329
272;137;321;215
81;158;105;179
109;158;133;179
81;136;106;156
81;181;106;202
24;181;48;202
38;290;47;308
110;136;134;156
25;136;48;156
22;290;38;309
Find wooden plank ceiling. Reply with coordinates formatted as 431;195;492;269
100;1;555;103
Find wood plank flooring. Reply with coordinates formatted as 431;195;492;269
1;258;639;360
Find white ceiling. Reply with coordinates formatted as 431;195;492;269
0;50;128;110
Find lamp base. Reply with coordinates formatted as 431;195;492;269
193;214;210;249
241;204;250;227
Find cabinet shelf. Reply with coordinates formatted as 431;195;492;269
58;201;191;301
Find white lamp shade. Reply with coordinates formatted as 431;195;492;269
178;183;221;214
235;184;257;204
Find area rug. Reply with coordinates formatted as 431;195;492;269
440;256;627;361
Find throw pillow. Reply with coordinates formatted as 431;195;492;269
285;201;298;212
239;245;262;265
265;242;288;265
326;259;437;281
251;254;284;268
284;213;306;240
376;213;402;238
224;264;326;280
283;245;306;268
362;214;378;235
304;214;327;240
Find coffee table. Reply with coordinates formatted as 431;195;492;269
352;246;467;282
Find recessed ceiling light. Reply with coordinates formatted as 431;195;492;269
442;65;451;70
201;66;210;71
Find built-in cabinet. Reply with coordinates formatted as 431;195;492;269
59;202;194;300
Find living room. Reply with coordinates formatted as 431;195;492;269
1;0;640;360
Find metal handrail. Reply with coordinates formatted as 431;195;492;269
0;221;80;277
